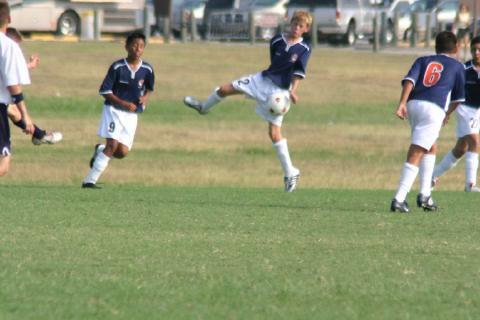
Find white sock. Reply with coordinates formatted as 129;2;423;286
394;162;419;202
273;139;295;177
202;88;223;112
433;151;459;179
419;154;436;197
465;151;479;187
97;144;106;154
83;151;111;184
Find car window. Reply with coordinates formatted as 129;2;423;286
438;1;458;11
288;0;336;6
254;0;280;6
205;0;235;9
395;1;410;13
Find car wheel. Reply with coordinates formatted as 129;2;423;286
343;22;356;46
57;11;80;36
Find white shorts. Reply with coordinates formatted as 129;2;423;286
98;104;138;150
455;104;480;138
232;72;288;127
407;100;445;150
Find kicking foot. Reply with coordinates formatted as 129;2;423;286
32;131;63;145
465;183;480;192
82;182;101;189
416;193;438;212
184;96;207;114
284;168;300;193
431;176;439;190
390;198;410;213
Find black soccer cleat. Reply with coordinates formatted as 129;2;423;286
89;144;101;168
390;198;410;213
416;193;438;212
82;182;101;189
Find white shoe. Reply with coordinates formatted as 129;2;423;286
284;168;300;193
465;183;480;192
431;176;439;190
32;131;63;145
184;96;207;114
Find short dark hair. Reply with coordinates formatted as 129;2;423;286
471;36;480;48
126;32;146;46
435;31;457;54
0;2;10;28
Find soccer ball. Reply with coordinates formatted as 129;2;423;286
266;91;291;116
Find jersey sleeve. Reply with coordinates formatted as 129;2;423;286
293;48;311;79
402;58;421;87
450;65;466;103
99;64;116;95
0;41;30;87
145;68;155;92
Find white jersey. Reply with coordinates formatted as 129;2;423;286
0;32;30;104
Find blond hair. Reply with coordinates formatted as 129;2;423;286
291;10;313;27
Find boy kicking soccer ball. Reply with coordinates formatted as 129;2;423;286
391;31;465;213
82;32;154;189
432;36;480;192
183;11;312;192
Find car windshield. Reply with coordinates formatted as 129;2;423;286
410;0;437;12
254;0;280;6
288;0;336;5
183;0;207;7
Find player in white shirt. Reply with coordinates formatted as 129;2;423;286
5;27;62;146
0;2;35;176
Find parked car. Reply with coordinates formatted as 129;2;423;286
287;0;380;46
8;0;153;36
171;0;208;37
204;0;288;40
404;0;458;40
384;0;414;43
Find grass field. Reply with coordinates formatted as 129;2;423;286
0;41;479;319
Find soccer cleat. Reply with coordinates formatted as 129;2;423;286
81;182;101;189
284;168;300;192
390;199;410;213
416;193;438;211
32;131;63;145
465;183;480;192
89;144;102;168
183;96;207;114
431;176;439;190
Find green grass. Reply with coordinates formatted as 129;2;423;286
2;41;479;319
1;186;479;320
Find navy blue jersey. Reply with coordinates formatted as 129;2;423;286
402;54;465;111
464;60;480;109
99;58;155;110
261;34;311;90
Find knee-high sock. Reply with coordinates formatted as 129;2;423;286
433;151;459;178
273;139;295;177
83;152;110;184
202;88;222;113
13;119;46;139
419;154;436;197
394;162;419;202
465;151;479;187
